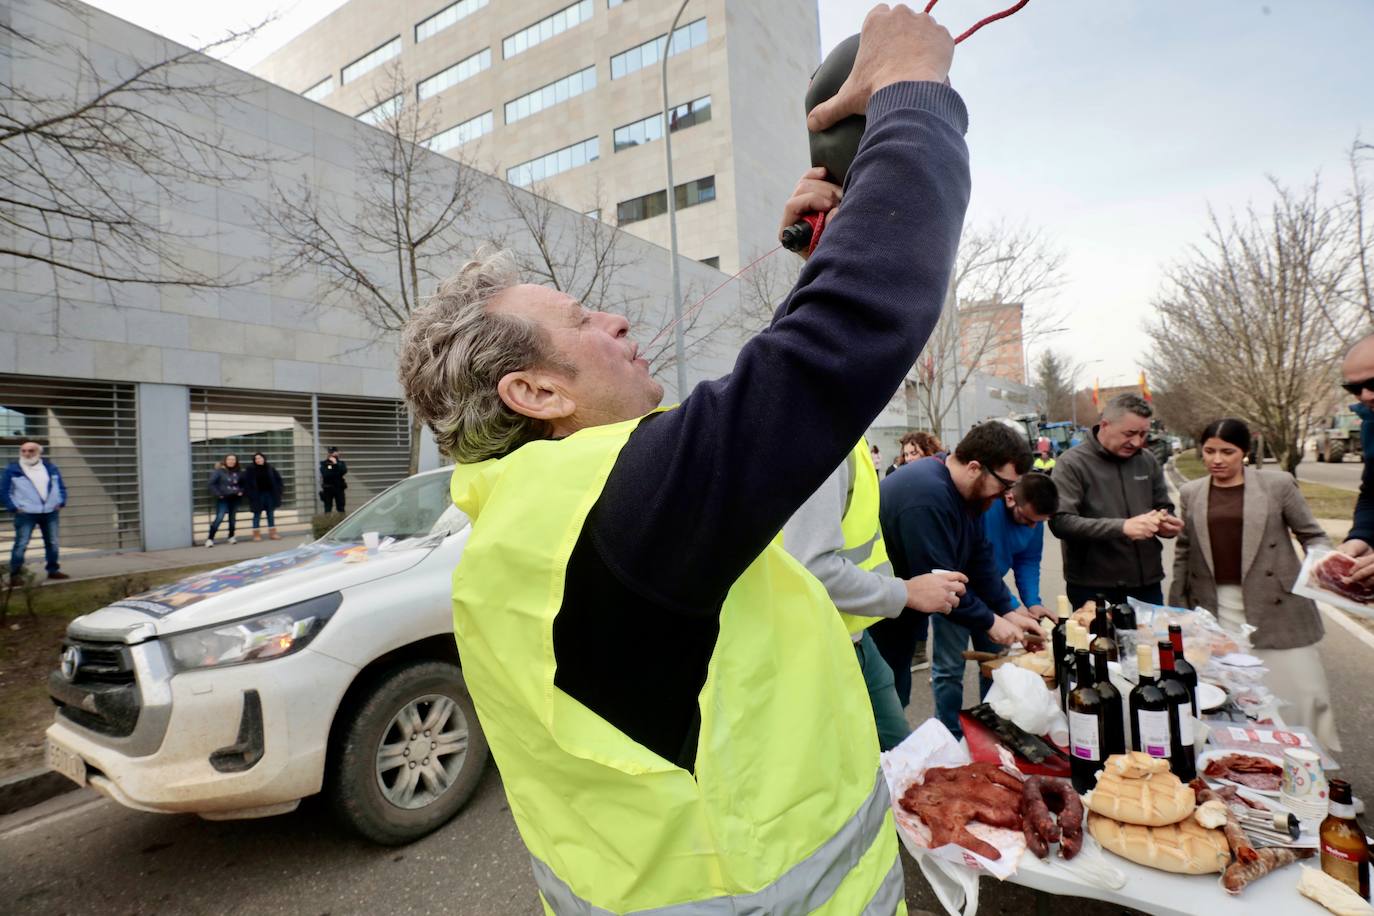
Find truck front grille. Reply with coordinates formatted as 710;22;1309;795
49;639;141;737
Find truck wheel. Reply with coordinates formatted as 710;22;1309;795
1329;443;1346;464
328;660;488;845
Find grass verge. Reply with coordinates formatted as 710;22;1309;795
1172;452;1355;520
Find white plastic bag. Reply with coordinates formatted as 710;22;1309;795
985;664;1069;746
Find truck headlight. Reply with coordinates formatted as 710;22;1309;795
164;593;343;673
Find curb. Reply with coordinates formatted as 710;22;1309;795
0;767;77;816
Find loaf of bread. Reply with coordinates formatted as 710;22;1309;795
1012;650;1054;678
1107;751;1170;779
1297;865;1374;915
1085;766;1195;826
1088;812;1230;875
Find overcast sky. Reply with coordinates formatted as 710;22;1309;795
87;0;1374;388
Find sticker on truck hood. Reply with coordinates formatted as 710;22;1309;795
109;543;372;617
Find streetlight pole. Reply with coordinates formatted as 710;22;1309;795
661;0;691;401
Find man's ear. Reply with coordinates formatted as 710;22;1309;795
497;369;576;422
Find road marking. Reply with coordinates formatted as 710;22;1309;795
0;794;107;840
1320;603;1374;653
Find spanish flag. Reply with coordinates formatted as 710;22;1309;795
1092;378;1100;410
1139;370;1153;402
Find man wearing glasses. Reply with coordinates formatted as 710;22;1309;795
1049;393;1181;610
869;420;1043;737
1335;335;1374;582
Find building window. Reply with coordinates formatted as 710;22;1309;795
503;0;593;59
423;111;494;152
613;95;711;151
609;18;707;80
417;48;492;101
506;137;599;187
505;66;596;124
616;175;715;224
342;37;401;84
357;94;402;126
416;0;489;42
699;256;719;268
302;76;333;101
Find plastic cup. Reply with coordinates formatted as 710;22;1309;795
1280;747;1327;803
363;531;380;553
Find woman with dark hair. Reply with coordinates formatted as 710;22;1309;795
1169;418;1340;749
886;431;925;476
242;451;285;542
206;453;244;547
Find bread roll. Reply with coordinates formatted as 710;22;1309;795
1297;865;1374;915
1088;812;1230;875
1107;751;1170;779
1085;767;1195;827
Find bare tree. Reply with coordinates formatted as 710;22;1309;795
1145;178;1348;472
730;245;802;337
263;68;478;473
907;222;1065;436
1341;137;1374;330
1033;351;1077;421
0;3;272;297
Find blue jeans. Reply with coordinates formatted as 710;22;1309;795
931;614;1001;739
251;505;276;529
1065;582;1164;611
209;497;240;539
11;511;60;574
854;630;910;751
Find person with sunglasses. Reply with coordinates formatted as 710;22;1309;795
1336;335;1374;584
1048;392;1182;610
868;420;1045;737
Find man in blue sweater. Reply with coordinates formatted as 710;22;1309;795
982;471;1058;620
870;423;1043;734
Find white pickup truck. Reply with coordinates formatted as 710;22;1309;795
44;468;489;845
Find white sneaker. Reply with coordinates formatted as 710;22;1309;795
205;538;215;547
227;536;237;545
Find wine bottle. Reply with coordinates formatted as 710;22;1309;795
1067;648;1105;793
1111;602;1139;671
1053;596;1071;708
1166;624;1199;720
1093;645;1126;757
1157;640;1196;780
1129;643;1172;760
1320;779;1371;900
1090;605;1118;661
1059;622;1080;703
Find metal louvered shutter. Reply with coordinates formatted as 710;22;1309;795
0;373;141;552
315;395;412;510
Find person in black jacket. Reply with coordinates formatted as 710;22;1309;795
243;451;285;541
319;447;348;513
206;454;244;547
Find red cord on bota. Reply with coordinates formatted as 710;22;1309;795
925;0;1031;44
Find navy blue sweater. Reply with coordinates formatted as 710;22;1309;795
553;82;972;768
878;457;1015;632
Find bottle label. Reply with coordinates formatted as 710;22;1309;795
1069;710;1101;761
1178;708;1194;747
1138;709;1172;758
1322;842;1366;864
1321;844;1369;895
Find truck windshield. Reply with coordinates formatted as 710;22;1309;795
325;472;467;543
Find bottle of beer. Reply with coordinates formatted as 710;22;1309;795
1320;779;1371;900
1157;640;1196;780
1090;605;1118;662
1129;643;1172;760
1067;647;1105;793
1092;644;1126;757
1052;596;1071;708
1166;624;1199;720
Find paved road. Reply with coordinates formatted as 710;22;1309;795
5;530;1370;915
1296;455;1364;492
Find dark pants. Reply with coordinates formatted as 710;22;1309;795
869;610;928;708
209;497;240;539
251;505;277;529
854;630;910;751
1065;581;1164;610
11;511;60;574
322;490;345;513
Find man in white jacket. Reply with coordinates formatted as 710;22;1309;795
3;442;69;580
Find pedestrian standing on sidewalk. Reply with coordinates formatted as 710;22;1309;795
1169;418;1340;751
243;452;284;542
2;441;69;580
206;454;244;547
319;447;348;514
1049;393;1182;608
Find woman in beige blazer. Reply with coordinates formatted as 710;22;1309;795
1168;418;1340;751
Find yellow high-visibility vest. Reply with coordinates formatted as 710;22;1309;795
1033;456;1056;472
838;437;895;635
449;415;904;915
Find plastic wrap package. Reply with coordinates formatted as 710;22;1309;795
1293;545;1374;619
985;664;1069;746
1126;598;1274;715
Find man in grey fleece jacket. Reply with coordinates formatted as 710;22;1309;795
782;445;967;750
1049;393;1181;608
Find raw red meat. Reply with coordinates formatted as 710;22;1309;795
1314;551;1374;603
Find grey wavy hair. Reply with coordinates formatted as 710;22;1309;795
398;250;572;463
1103;392;1153;421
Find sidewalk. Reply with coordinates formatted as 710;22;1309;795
41;533;313;584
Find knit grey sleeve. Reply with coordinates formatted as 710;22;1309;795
781;461;908;619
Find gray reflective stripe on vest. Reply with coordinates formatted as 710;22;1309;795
529;768;897;915
838;532;885;571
